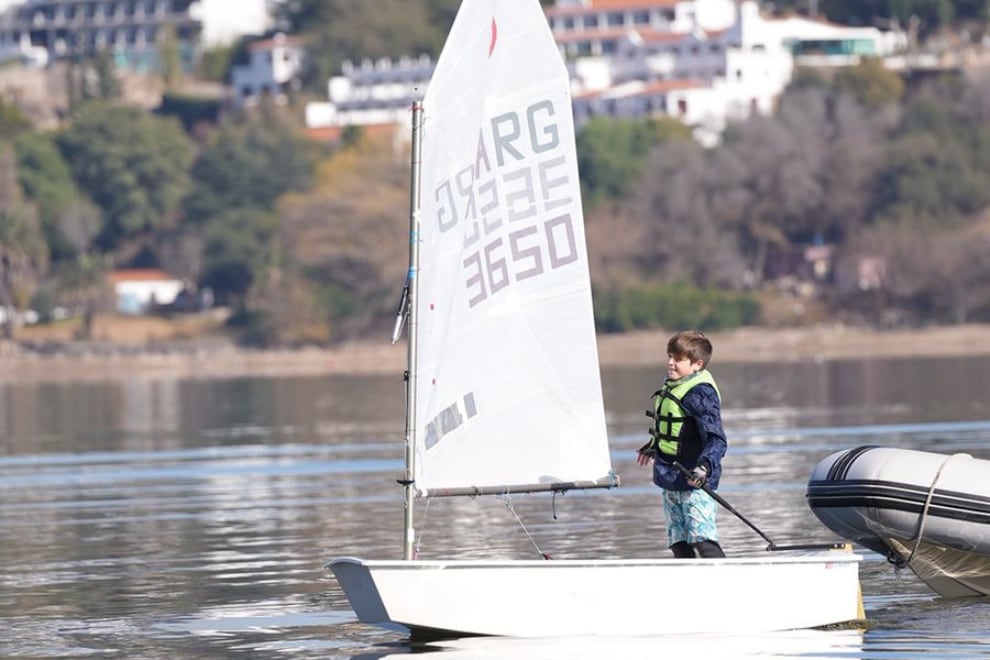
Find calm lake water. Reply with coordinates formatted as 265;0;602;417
2;355;990;658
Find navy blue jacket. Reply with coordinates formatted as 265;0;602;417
652;382;727;491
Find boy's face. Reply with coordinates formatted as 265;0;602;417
667;353;703;381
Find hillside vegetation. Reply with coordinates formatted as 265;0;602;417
4;3;990;348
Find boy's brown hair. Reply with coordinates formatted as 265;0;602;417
667;330;713;367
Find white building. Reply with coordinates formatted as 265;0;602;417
109;269;184;314
307;0;906;146
189;0;273;48
547;0;739;57
306;54;434;131
230;32;305;108
563;0;905;144
0;0;273;71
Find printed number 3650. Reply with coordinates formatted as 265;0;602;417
463;214;578;308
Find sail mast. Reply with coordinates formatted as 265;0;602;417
402;100;424;561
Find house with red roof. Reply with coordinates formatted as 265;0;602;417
109;269;185;315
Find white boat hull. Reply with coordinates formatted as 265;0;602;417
808;446;990;597
329;552;863;638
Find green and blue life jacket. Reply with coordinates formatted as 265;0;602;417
649;369;720;464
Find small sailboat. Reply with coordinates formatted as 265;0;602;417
808;445;990;598
327;0;862;639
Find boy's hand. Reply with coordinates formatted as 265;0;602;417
687;464;708;488
636;442;655;466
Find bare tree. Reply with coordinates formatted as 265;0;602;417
628;138;747;288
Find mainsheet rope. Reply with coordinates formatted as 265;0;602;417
500;494;553;560
413;498;432;560
414;494;553;560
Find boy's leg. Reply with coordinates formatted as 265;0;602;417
693;540;725;558
662;490;693;557
684;489;722;553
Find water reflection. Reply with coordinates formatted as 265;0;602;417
605;354;990;434
356;629;867;659
0;374;407;455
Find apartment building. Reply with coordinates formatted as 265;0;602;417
307;0;905;146
0;0;272;72
305;54;434;131
547;0;738;57
561;0;903;142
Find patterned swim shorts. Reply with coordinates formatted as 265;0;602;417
662;488;719;546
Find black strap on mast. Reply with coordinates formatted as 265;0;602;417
390;278;410;344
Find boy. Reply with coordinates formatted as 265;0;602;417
637;330;727;558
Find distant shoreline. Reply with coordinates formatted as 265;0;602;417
598;324;990;365
2;323;989;382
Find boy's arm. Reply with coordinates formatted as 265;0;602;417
682;384;727;472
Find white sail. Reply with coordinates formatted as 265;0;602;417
414;0;611;494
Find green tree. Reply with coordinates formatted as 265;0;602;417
869;76;990;229
819;0;962;35
184;114;316;225
0;98;32;142
91;49;122;100
0;145;46;339
56;101;195;252
198;44;235;82
871;131;988;228
834;58;905;109
14;132;83;261
200;208;279;305
66;50;123;105
577;116;690;206
158;24;183;90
